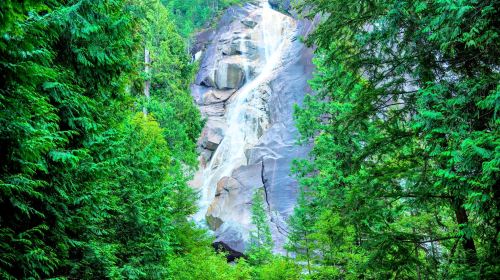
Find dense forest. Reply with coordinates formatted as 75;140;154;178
0;0;498;279
289;0;499;279
0;0;244;278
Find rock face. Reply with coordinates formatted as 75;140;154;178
223;38;259;59
215;62;245;89
206;163;263;234
189;1;315;259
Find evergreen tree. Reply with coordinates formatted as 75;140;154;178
139;0;202;168
161;0;243;38
256;258;302;280
248;188;274;265
292;0;500;278
1;0;139;277
285;186;315;274
0;0;204;278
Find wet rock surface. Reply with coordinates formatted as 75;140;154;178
206;163;263;233
189;1;314;259
215;62;246;89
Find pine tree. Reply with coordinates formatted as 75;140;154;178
286;187;315;274
248;188;274;265
0;0;205;278
161;0;243;38
293;0;500;278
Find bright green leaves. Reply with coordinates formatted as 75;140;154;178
0;0;204;278
291;0;500;278
138;0;202;169
82;113;177;279
161;0;243;38
256;258;301;280
285;186;317;274
428;0;499;58
0;2;76;277
248;189;274;266
48;150;81;167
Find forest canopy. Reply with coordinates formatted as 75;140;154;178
0;0;205;278
289;0;500;278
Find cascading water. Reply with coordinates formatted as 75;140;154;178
193;1;296;225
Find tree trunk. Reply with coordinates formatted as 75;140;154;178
412;224;421;280
143;47;151;115
305;236;312;275
453;197;478;265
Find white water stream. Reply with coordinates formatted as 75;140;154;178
193;1;296;224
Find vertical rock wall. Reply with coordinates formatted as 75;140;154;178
190;1;315;258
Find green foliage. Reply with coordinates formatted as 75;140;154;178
290;0;500;278
285;186;316;274
255;258;302;280
248;188;274;266
5;0;498;278
0;0;208;278
138;0;203;168
168;246;252;280
1;0;138;277
162;0;243;38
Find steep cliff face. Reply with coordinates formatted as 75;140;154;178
190;0;314;258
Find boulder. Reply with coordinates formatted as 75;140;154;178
203;134;222;151
205;163;264;256
215;62;245;90
193;2;252;81
206;176;241;229
201;127;224;151
213;89;236;101
202;89;235;105
213;222;247;261
199;118;226;152
199;102;225;117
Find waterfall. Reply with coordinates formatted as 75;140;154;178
193;1;296;225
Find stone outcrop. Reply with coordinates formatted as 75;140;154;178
215;62;245;89
190;4;258;164
206;176;241;230
202;89;235;105
201;126;223;151
206;163;263;234
223;38;259;59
